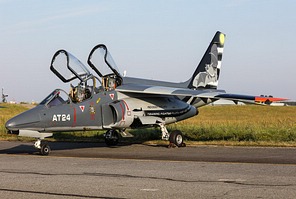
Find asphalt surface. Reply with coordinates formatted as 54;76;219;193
0;141;296;198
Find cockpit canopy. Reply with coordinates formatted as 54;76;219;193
50;45;122;88
40;89;70;107
48;44;123;104
88;44;122;78
50;50;92;83
88;44;123;90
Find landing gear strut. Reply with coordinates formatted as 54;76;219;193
34;139;51;156
104;129;119;146
158;123;185;147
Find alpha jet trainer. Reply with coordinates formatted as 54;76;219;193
5;31;286;155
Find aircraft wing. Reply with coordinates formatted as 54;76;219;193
116;84;287;105
116;84;226;98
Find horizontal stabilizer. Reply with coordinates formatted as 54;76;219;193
216;94;288;105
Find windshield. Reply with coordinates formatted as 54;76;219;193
50;50;92;83
87;44;121;77
40;89;71;107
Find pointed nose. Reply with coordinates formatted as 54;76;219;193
5;118;19;134
5;107;41;131
5;118;16;130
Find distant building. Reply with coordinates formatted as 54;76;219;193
283;101;296;106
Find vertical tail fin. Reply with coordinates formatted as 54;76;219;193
187;31;225;89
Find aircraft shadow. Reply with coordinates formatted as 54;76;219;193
0;141;138;155
49;141;134;150
0;144;37;155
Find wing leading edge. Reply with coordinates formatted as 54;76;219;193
116;84;287;105
116;84;226;98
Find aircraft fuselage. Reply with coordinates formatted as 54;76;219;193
6;88;198;134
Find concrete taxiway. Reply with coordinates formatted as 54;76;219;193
0;141;296;198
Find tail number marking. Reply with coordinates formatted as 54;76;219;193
52;114;71;122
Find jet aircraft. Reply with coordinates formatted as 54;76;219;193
5;31;286;155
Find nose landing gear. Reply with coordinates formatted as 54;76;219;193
34;139;51;156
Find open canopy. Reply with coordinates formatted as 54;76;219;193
50;50;92;83
50;45;122;84
87;44;121;78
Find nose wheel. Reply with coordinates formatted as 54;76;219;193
40;143;51;156
34;139;51;156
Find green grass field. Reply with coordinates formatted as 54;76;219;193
168;105;296;146
0;104;29;140
1;103;296;146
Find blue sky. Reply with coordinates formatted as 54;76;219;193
1;0;296;102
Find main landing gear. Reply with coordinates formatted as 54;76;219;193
104;125;186;148
159;123;186;148
34;139;51;156
104;129;119;146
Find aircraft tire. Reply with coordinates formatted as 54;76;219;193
105;130;119;146
169;130;184;147
40;143;51;156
